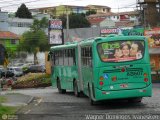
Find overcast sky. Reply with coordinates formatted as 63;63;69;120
0;0;137;13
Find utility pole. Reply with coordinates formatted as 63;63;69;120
158;0;160;15
66;5;69;42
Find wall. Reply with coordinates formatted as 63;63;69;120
63;27;100;42
0;39;19;51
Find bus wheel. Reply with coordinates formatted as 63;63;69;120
57;79;66;94
73;80;80;97
88;85;96;105
128;97;142;103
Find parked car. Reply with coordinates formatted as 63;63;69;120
7;67;23;77
25;65;46;73
1;69;15;78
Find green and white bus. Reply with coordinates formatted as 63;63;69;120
49;34;152;104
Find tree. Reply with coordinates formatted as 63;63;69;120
59;13;90;29
30;17;48;32
86;10;97;16
18;18;49;64
15;3;32;18
145;3;159;27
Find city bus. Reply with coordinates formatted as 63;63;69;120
49;34;152;105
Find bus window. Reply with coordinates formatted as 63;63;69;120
54;51;59;65
68;49;73;66
59;50;64;65
97;40;144;62
73;49;76;65
81;46;92;67
64;49;68;66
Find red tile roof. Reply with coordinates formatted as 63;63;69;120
115;21;135;27
87;12;117;18
87;11;138;18
87;12;116;25
87;5;111;9
88;17;106;25
117;11;139;15
0;31;19;39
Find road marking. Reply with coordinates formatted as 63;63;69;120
35;98;42;106
24;109;31;114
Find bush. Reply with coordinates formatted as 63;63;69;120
12;73;51;89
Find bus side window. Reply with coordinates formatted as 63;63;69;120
64;49;68;66
89;47;92;67
85;47;88;66
59;50;63;65
55;51;59;65
81;48;85;66
73;49;76;65
69;49;75;66
81;46;92;67
51;52;54;66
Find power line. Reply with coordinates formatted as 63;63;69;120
0;0;83;13
0;0;136;12
0;0;23;4
112;3;136;9
0;0;82;8
0;0;43;8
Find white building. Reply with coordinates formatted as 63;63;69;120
8;13;50;35
0;12;8;31
0;11;50;64
87;11;139;28
8;18;33;35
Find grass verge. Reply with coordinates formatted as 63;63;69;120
0;97;17;115
0;105;17;114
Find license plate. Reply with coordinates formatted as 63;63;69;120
120;84;128;88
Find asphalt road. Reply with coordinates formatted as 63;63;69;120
14;84;160;120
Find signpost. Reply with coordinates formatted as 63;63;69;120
0;44;8;91
48;19;64;45
0;44;5;91
0;44;5;65
122;28;144;36
100;28;122;36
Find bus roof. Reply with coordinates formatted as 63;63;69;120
50;41;78;51
50;34;146;51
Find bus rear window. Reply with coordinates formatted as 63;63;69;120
97;40;145;62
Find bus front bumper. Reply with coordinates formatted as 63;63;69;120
94;84;152;101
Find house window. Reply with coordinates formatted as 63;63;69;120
18;23;23;27
11;39;16;44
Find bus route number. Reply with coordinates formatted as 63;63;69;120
127;71;142;76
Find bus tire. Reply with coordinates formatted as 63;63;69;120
88;85;96;105
128;97;142;103
57;79;66;94
73;80;80;97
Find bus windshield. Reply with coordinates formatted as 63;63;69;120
97;40;145;62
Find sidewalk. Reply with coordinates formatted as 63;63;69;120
0;92;34;107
